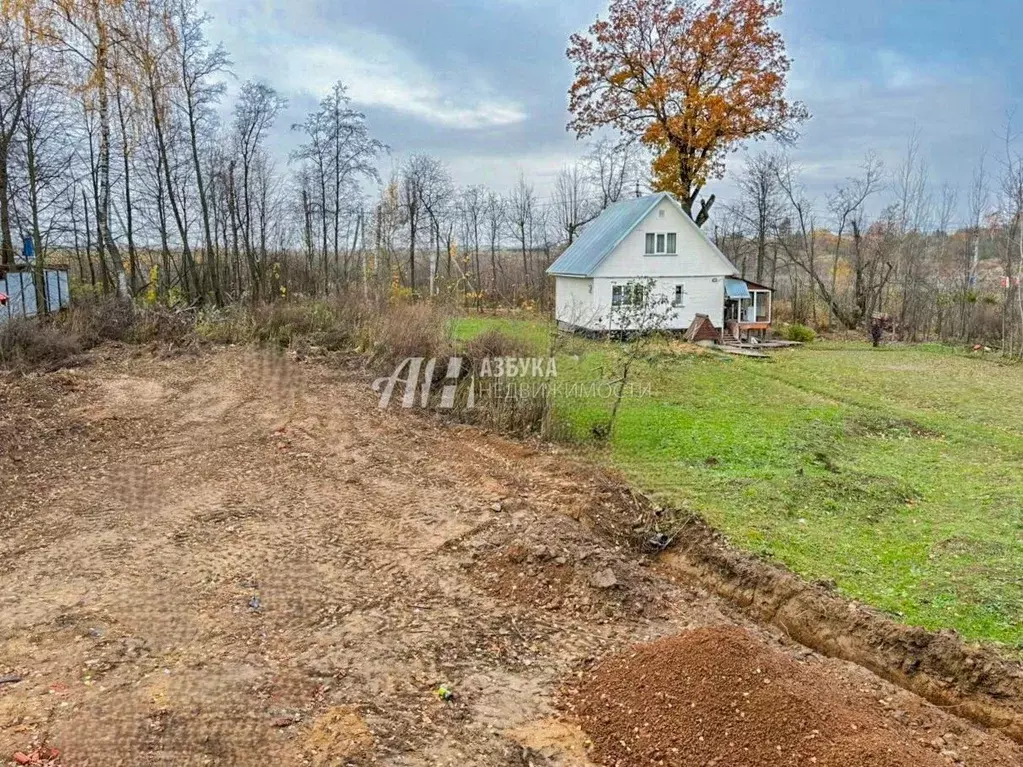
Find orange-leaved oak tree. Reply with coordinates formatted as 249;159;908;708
567;0;808;226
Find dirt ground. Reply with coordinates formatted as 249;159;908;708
1;346;1022;766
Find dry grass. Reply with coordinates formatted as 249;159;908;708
0;319;86;369
364;301;453;370
1;295;456;375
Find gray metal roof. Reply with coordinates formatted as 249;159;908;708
546;191;738;277
546;193;666;277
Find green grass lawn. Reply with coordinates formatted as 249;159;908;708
452;315;1023;650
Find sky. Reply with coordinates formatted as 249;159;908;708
201;0;1023;224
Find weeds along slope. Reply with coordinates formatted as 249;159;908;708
0;296;558;437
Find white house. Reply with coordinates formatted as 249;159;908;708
546;192;772;339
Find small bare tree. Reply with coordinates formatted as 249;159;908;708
506;174;535;294
596;278;674;440
553;163;598;245
586;136;641;210
825;152;884;324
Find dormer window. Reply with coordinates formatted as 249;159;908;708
645;232;677;255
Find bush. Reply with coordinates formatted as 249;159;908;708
67;298;138;343
0;319;86;370
365;302;452;371
444;329;560;438
462;329;537;367
784;323;816;343
131;307;196;345
195;307;246;345
444;372;560;439
246;301;339;348
64;298;198;347
195;297;377;352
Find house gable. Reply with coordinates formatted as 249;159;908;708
546;195;662;277
592;195;736;279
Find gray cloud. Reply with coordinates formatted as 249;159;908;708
201;0;1021;220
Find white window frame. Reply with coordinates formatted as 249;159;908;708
644;231;678;256
673;283;686;308
612;283;645;308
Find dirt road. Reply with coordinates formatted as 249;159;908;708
1;347;1021;766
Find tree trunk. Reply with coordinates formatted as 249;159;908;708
115;86;140;292
82;189;96;287
95;26;129;298
148;71;198;302
24;116;46;313
184;84;221;305
0;144;14;266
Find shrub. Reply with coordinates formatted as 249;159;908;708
247;301;339;348
196;298;377;352
131;306;195;345
0;319;85;370
365;302;452;371
195;308;245;345
65;298;197;346
444;329;560;438
784;323;816;343
67;298;138;343
462;329;537;367
447;375;560;439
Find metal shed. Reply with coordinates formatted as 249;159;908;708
0;267;71;323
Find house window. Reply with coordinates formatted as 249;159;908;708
644;232;678;255
754;291;771;322
612;284;645;308
673;284;685;307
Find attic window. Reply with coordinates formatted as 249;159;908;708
645;232;678;255
658;209;666;218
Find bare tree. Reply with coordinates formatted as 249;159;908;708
323;83;384;276
398;154;448;294
52;0;130;296
776;157;849;326
18;47;74;310
506;174;536;293
892;132;933;339
483;190;503;293
731;152;782;284
825;152;884;322
123;0;204;301
457;185;485;293
175;0;229;304
998;122;1023;355
586;136;641;210
232;79;285;299
0;5;34;265
553;164;598;245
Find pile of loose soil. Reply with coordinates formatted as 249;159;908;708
566;626;960;767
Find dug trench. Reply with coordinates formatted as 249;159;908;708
0;345;1021;765
657;514;1023;745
